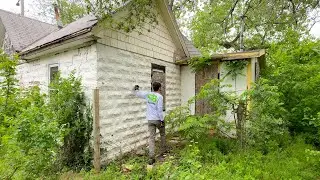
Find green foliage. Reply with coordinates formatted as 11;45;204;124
0;52;93;179
58;0;87;25
0;51;19;121
49;72;93;170
224;60;248;79
76;136;320;179
266;37;320;145
188;55;212;72
166;79;238;139
246;79;290;152
191;0;319;52
1;88;63;179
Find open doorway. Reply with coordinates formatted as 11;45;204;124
151;64;166;111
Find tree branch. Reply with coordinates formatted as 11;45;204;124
223;0;240;23
219;33;241;49
289;0;298;26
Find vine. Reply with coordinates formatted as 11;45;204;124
188;55;212;72
224;60;248;79
188;56;248;80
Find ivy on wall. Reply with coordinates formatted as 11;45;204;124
188;56;212;72
188;56;248;80
223;60;248;79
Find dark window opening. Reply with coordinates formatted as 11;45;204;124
50;66;59;83
151;64;166;111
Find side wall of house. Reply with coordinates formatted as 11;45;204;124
181;65;195;115
95;12;183;163
17;44;98;101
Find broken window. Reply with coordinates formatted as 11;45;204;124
151;64;166;111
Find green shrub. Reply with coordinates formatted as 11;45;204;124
0;51;93;178
49;72;93;170
266;38;320;145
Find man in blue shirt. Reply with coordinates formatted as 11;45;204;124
134;82;166;165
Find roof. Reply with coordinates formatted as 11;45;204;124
21;15;98;54
182;35;201;57
176;49;266;65
211;49;266;61
0;9;58;52
19;0;197;59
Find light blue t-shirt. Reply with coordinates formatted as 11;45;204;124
135;91;164;121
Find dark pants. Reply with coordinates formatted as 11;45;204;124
148;120;166;158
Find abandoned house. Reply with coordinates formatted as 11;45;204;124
0;0;200;164
0;0;265;165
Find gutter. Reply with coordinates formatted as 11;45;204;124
20;32;97;60
20;27;94;57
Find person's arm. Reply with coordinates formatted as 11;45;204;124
157;96;164;122
135;90;148;99
133;85;148;99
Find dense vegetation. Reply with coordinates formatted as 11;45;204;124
0;50;92;179
74;34;320;179
1;0;320;178
2;35;319;179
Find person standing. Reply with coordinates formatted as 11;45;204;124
133;82;166;165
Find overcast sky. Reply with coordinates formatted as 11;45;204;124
1;0;320;38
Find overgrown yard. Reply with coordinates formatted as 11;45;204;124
61;135;320;179
1;31;320;179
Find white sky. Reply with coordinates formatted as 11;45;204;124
1;0;320;38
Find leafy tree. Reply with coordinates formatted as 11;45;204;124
31;0;87;25
266;33;320;145
191;0;320;52
0;50;19;122
31;0;198;32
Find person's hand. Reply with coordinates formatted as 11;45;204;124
134;85;139;91
160;121;165;127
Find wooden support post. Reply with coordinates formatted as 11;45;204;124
93;88;101;172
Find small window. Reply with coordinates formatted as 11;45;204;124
151;64;166;111
49;65;59;83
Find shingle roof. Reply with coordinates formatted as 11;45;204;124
0;9;58;52
182;35;201;57
22;15;98;53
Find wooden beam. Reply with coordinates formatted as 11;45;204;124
212;49;266;61
93;88;101;172
175;49;266;65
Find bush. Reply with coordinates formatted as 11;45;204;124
0;51;93;178
246;79;290;153
266;38;320;145
49;72;93;170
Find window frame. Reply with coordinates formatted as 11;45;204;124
48;64;59;83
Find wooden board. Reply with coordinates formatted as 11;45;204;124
195;61;219;115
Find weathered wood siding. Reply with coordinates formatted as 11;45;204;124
195;61;219;115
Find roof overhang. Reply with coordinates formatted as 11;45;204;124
176;49;266;65
18;0;192;60
211;49;265;61
20;32;96;61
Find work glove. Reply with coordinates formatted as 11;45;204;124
160;121;165;128
134;85;140;91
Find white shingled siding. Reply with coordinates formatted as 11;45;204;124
16;44;98;101
97;44;181;163
94;10;184;162
95;13;185;64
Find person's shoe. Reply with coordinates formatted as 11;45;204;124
148;158;155;165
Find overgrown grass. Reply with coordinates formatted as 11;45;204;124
60;135;320;180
